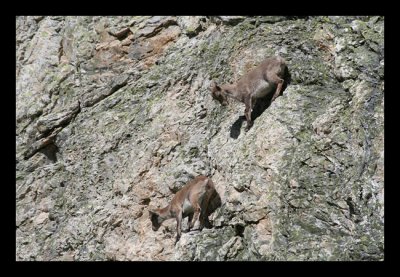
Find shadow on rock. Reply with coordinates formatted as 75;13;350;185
204;188;222;228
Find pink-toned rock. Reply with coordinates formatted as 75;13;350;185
33;212;49;225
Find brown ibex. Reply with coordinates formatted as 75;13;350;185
210;56;289;130
149;175;221;244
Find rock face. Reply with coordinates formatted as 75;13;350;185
16;16;384;261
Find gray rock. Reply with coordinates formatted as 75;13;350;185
16;16;384;261
217;16;246;25
177;16;205;38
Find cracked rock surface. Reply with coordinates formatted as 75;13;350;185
16;16;383;261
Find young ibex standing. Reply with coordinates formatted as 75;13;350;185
149;175;221;244
210;56;289;130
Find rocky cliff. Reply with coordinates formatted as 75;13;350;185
16;16;384;261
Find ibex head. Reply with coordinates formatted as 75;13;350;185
210;81;228;106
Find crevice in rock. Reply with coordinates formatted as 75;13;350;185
33;16;45;23
58;38;64;64
24;100;81;161
234;224;245;237
82;74;129;108
24;127;61;160
37;103;80;139
39;142;59;163
108;27;132;41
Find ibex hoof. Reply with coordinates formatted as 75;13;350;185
245;125;252;132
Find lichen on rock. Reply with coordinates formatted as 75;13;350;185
16;16;383;261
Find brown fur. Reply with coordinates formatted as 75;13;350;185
210;56;289;130
149;176;221;244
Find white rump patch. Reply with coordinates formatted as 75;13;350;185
253;80;274;98
182;198;194;215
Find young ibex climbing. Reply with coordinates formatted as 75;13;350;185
149;175;221;244
210;56;289;130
